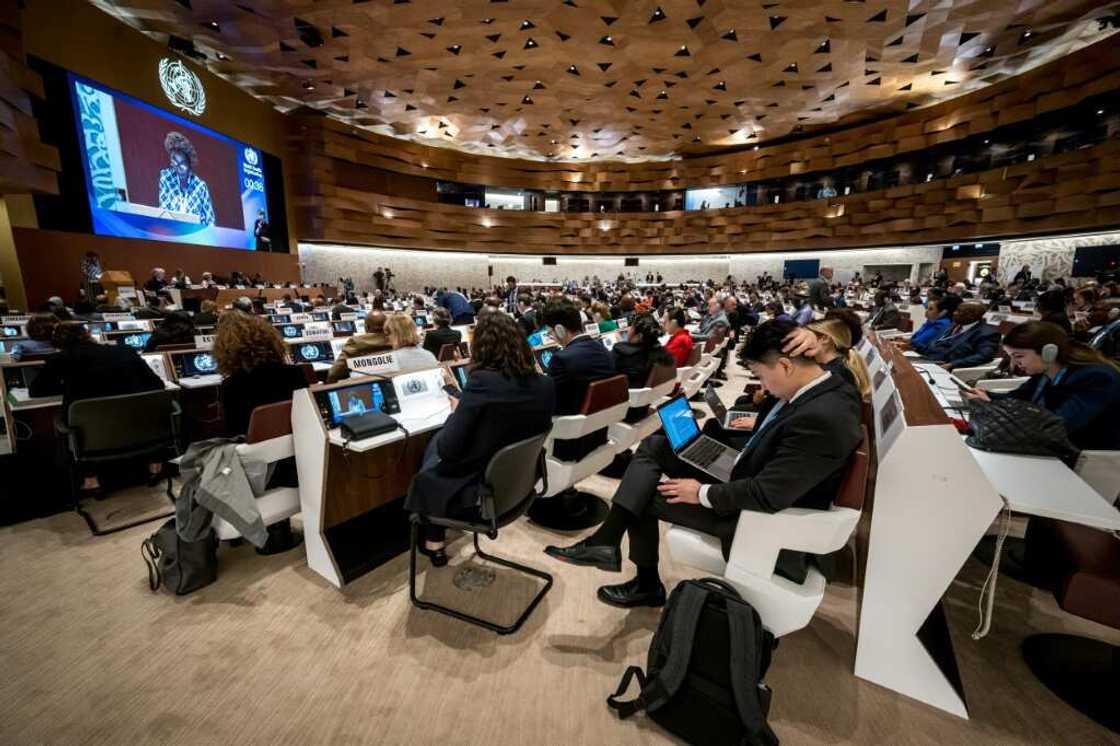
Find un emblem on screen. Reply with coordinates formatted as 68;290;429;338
244;148;259;166
158;58;206;116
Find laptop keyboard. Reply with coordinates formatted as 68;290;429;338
686;437;725;467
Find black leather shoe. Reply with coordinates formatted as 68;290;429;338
544;540;621;572
597;578;667;608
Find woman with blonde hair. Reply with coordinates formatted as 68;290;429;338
384;312;439;374
782;316;871;399
214;312;307;437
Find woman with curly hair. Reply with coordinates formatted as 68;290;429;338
158;130;215;226
405;312;555;566
213;312;307;437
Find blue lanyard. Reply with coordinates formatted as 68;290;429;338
1031;368;1066;404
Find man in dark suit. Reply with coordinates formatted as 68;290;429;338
421;307;463;358
543;297;615;418
515;293;537;337
922;302;1001;371
545;320;863;608
504;275;519;313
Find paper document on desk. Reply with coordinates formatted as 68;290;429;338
7;388;61;405
902;351;921;358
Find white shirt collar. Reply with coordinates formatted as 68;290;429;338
957;321;978;333
787;370;832;404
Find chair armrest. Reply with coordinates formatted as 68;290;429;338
725;507;861;578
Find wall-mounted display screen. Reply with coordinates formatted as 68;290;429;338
783;259;821;280
69;73;268;250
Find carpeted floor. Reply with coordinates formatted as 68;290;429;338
1;353;1118;745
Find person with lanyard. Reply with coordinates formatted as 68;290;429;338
543;320;863;609
963;321;1120;449
921;302;1000;371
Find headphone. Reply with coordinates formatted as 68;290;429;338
1040;342;1059;364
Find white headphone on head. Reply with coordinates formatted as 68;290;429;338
1040;342;1059;364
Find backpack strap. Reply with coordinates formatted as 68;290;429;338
726;600;780;746
606;666;648;719
643;581;709;713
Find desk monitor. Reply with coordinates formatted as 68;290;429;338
311;312;331;322
290;340;334;364
332;320;356;335
414;314;428;328
1;325;23;338
3;365;41;390
117;332;152;350
171;351;219;379
316;380;400;426
86;321;116;333
267;314;291;324
278;323;305;339
535;347;555;372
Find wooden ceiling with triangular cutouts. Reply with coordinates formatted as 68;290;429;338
93;0;1120;162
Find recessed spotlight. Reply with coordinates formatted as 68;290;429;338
216;52;229;61
206;20;220;31
1098;109;1105;115
1023;30;1032;38
983;139;990;144
520;20;535;31
753;145;759;151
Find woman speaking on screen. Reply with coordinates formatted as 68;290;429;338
157;131;215;226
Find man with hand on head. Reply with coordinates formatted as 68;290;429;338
545;320;863;609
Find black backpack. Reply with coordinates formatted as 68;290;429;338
607;578;779;746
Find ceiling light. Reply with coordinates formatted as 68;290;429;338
1098;109;1106;115
206;20;220;31
753;145;759;151
1023;30;1033;38
216;52;229;60
983;139;990;144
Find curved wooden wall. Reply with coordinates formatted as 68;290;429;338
0;5;59;195
294;139;1120;254
289;35;1120;194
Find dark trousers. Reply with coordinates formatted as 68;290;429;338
612;434;737;567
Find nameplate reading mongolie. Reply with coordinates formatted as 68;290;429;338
347;352;399;374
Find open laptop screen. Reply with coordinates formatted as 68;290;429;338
118;332;152;350
657;396;701;451
323;380;399;425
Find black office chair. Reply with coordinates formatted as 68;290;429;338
408;432;553;635
55;389;181;535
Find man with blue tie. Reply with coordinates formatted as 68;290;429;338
545;320;863;608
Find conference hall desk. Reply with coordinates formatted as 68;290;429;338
290;368;454;588
212;286;339;307
854;336;1120;719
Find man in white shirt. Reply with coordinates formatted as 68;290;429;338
545;320;863;608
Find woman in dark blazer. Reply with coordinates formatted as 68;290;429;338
406;312;555;566
965;321;1120;449
144;310;196;352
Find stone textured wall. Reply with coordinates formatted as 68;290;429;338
997;232;1120;281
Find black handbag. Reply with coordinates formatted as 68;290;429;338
340;411;400;440
141;518;218;595
966;398;1079;461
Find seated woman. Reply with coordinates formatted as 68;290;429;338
144;310;196;352
662;307;694;368
903;296;957;355
964;321;1120;450
214;313;307;550
384;313;440;373
592;301;618;333
30;321;165;495
421;307;462;358
406;312;555;566
11;313;59;360
214;312;308;438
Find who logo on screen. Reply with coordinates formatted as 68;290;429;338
158;58;206;116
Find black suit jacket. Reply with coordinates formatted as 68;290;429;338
705;374;863;516
547;335;616;415
422;326;462;357
221;362;308;437
30;342;164;418
517;310;537;337
407;370;555;517
923;323;1001;368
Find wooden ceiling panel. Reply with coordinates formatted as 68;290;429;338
95;0;1119;162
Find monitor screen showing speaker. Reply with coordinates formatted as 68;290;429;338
68;73;272;250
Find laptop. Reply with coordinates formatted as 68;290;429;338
703;384;754;428
116;332;152;350
655;395;740;482
290;340;335;366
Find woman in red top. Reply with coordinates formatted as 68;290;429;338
663;307;694;367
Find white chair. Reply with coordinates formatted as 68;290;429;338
543;375;631;496
212;401;301;542
675;345;703;396
667;427;871;637
1075;450;1120;505
953;362;1000;385
608;363;678;451
975;376;1029;393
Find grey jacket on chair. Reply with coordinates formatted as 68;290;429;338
175;438;270;548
